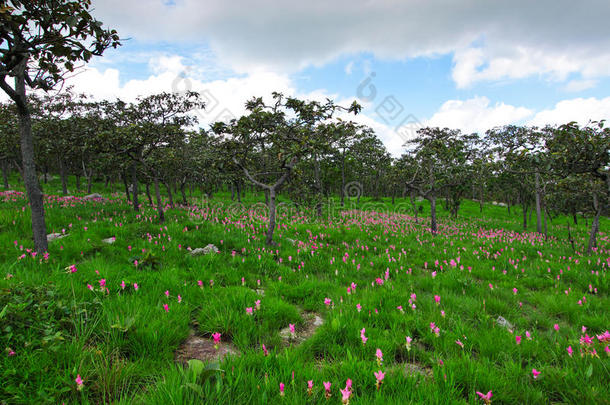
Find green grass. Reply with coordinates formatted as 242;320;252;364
0;174;608;404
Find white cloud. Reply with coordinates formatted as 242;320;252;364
90;0;610;87
344;61;354;75
527;97;610;127
425;96;533;134
564;79;598;92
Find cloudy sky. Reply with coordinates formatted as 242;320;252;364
67;0;610;155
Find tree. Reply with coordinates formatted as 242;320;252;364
546;121;609;254
213;92;360;245
0;0;120;252
403;127;474;233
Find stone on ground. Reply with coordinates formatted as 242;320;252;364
175;331;239;365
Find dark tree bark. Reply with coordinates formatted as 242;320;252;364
145;182;153;205
154;175;165;223
237;157;296;245
340;150;346;207
164;181;174;208
11;64;48;252
534;171;542;234
236;181;242;203
587;193;602;255
58;158;68;195
410;190;418;223
122;170;131;202
429;196;437;233
180;181;188;205
131;162;139;211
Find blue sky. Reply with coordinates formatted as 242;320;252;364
69;0;610;155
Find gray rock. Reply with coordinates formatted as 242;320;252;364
102;237;116;244
496;316;513;330
190;244;219;256
83;193;103;200
47;233;68;242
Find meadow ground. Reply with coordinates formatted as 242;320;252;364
0;177;608;404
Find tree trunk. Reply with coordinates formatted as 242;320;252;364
87;173;92;194
180;181;188;205
586;193;602;255
266;188;277;245
122;170;131;202
230;182;235;201
236;181;242;203
340;151;346;207
314;154;322;217
154;175;165;223
410;190;418;223
145;182;153;205
265;189;269;206
75;174;81;191
429;196;437;234
131;162;139;211
58;158;68;195
572;212;578;225
2;160;9;189
164;181;174;208
534;171;542;234
104;175;110;188
14;68;48;253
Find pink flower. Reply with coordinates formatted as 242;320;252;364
375;348;383;366
324;297;332;307
356;303;362;312
255;300;261;310
532;368;540;379
307;380;313;396
374;370;385;389
567;346;573;357
87;284;94;291
456;339;464;348
163;304;169;312
246;307;253;315
580;334;593;346
525;331;532;340
323;381;332;398
75;374;84;391
164;290;170;298
515;335;522;345
434;295;441;304
177;295;182;303
360;328;368;345
279;382;285;396
120;280;125;290
340;386;351;403
512;288;518;295
553;324;560;332
212;332;221;344
99;279;106;288
405;336;412;350
476;390;492;403
289;323;296;337
133;283;139;291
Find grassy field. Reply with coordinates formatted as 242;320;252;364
0;176;608;404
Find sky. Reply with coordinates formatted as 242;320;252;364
61;0;610;156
